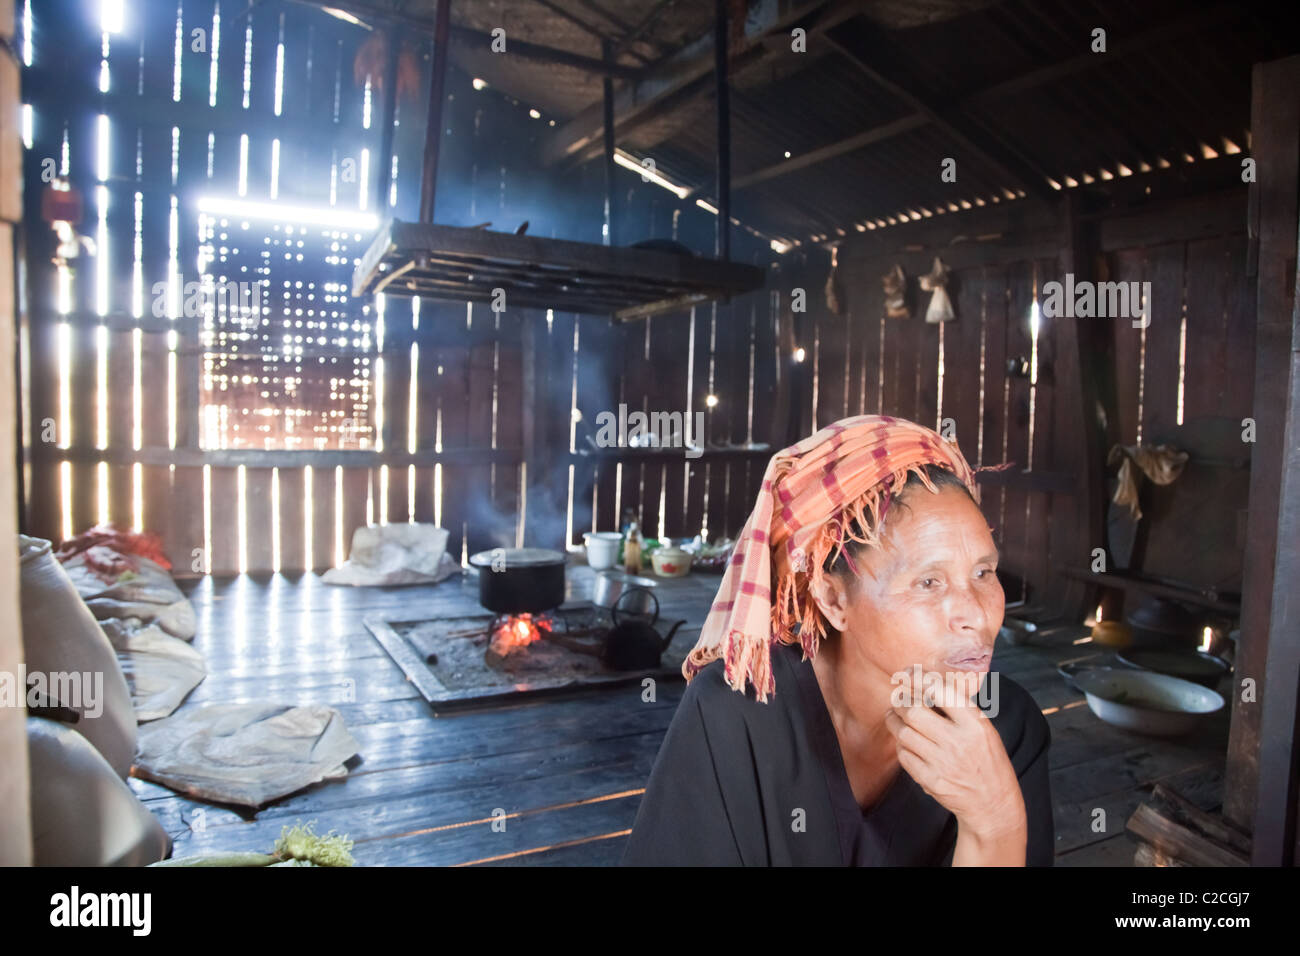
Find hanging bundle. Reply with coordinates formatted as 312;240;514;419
825;245;846;316
882;264;909;319
920;256;955;323
1107;443;1190;520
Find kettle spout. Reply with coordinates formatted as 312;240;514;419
660;619;687;652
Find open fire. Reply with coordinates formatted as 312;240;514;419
487;613;552;663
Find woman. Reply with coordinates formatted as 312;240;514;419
621;415;1053;866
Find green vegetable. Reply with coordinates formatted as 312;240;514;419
273;822;355;867
149;822;356;867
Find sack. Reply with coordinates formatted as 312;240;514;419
27;717;170;866
323;523;460;586
19;535;137;779
61;551;196;640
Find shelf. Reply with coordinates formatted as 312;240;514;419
569;444;772;461
352;219;766;321
1061;566;1240;615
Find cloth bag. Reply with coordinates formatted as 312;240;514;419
19;535;138;778
323;523;460;586
27;716;170;866
61;551;197;640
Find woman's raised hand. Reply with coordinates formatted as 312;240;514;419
883;690;1028;864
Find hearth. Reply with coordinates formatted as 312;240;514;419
365;601;689;712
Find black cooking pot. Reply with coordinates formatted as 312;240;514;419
468;547;566;614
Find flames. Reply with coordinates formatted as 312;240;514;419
489;613;550;658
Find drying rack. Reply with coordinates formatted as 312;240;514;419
352;219;765;322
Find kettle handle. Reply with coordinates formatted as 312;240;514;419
612;587;659;626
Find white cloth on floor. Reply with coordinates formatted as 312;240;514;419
323;523;461;586
133;703;359;808
101;617;207;722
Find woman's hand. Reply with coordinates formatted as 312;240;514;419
883;693;1027;865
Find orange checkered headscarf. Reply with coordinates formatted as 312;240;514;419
683;414;1004;702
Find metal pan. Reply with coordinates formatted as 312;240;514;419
1072;667;1224;737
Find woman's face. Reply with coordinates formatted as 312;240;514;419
835;485;1004;684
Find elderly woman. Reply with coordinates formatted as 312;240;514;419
621;415;1053;866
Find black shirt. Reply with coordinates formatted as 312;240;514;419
622;640;1054;866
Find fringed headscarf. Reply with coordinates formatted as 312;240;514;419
683;414;1008;702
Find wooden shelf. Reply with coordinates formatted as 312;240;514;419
1061;566;1240;615
352;219;766;321
569;444;772;461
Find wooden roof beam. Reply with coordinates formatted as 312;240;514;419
288;0;639;78
539;0;862;167
733;4;1243;195
821;28;1056;198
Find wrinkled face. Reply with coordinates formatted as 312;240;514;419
835;485;1004;685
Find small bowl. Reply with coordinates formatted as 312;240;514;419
650;546;691;578
998;618;1038;646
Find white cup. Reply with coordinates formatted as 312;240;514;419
583;532;623;571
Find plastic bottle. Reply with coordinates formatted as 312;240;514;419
624;522;643;574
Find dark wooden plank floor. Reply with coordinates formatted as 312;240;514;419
131;574;1229;866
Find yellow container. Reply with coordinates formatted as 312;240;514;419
1091;620;1133;648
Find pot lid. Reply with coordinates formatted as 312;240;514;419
468;547;566;568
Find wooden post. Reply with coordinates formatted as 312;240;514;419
375;26;401;215
713;0;730;262
601;39;617;248
1057;192;1119;621
417;0;452;224
0;0;33;865
1225;54;1300;858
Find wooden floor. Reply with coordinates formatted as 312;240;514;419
129;572;1230;866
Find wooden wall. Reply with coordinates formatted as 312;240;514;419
17;0;778;573
17;2;1258;615
778;184;1254;618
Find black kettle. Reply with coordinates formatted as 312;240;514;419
603;619;686;672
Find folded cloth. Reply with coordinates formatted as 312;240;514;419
133;703;359;808
323;523;461;586
684;414;1006;702
101;618;207;722
1108;443;1190;520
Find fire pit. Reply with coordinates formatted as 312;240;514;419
365;601;691;712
